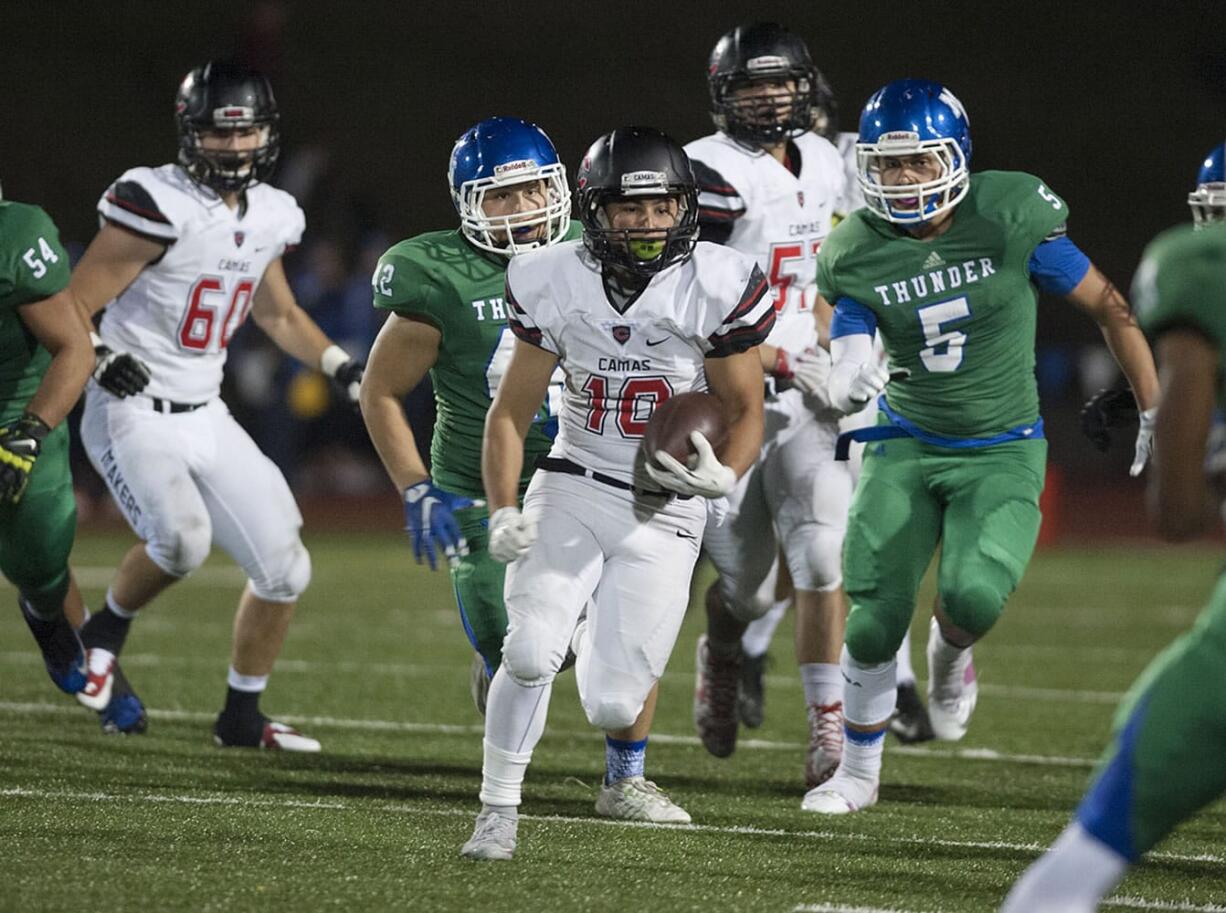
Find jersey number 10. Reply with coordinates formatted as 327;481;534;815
179;276;256;351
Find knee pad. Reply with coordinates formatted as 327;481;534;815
145;516;212;578
248;539;312;603
845;599;909;666
501;617;566;687
786;523;844;593
940;580;1006;639
583;694;642;732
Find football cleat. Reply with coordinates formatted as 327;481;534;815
99;663;147;734
804;701;844;788
926;617;979;741
595;776;692;824
693;634;742;758
18;598;88;695
460;808;518;861
890;681;936;743
75;647;116;711
213;715;321;752
737;650;769;729
801;773;879;815
469;653;490;716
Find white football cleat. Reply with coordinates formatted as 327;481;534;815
801;772;878;815
804;701;844;788
460;808;518;861
75;648;115;711
926;617;978;741
595;776;691;824
213;717;321;752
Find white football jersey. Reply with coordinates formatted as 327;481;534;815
96;164;305;402
685;131;850;352
506;241;774;485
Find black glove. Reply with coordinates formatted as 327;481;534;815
0;413;51;503
94;342;151;398
330;358;364;408
1080;387;1138;452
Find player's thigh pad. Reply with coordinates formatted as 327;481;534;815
577;489;706;731
934;441;1045;638
703;458;778;622
194;403;309;601
0;425;75;611
1077;577;1226;859
766;412;849;592
451;507;509;673
501;472;604;687
80;393;213;577
842;437;942;664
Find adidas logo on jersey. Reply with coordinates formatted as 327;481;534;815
921;251;945;270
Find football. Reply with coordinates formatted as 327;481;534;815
642;391;729;467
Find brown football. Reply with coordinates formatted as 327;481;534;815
642;391;729;467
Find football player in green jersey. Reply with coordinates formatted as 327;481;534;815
803;79;1160;815
361;118;691;824
0;195;96;699
1001;206;1226;913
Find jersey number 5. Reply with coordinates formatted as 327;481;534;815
767;239;822;312
179;276;256;351
916;296;970;372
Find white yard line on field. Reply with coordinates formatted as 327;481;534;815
2;785;1221;870
794;902;1226;913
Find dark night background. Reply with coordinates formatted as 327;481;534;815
2;1;1223;502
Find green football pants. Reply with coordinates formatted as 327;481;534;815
843;434;1046;664
0;423;75;616
451;504;508;673
1076;571;1226;859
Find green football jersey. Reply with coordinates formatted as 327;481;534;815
817;171;1069;437
1134;222;1226;402
0;201;71;423
372;225;581;498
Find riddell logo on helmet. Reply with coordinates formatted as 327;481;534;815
879;131;920;145
493;159;536;178
746;55;788;73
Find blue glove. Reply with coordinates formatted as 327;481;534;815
403;480;482;569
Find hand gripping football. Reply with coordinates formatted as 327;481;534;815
642;391;730;468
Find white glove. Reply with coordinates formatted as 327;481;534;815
1130;408;1157;477
644;431;737;499
791;347;833;403
828;360;891;415
488;506;536;563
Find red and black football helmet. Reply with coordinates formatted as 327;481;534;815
175;61;280;194
575;126;700;277
708;22;836;146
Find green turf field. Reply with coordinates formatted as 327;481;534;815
2;531;1224;913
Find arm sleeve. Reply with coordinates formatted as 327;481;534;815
706;263;775;357
1028;234;1091;296
830;295;877;339
692;159;745;246
97;178;177;244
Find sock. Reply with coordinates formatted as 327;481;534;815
707;635;742;660
832;647;896;789
480;801;519;820
604;736;647;785
741;597;789;657
221;667;268;726
19;598;81;669
895;628;916;687
80;595;136;654
479;666;553;807
927;617;973;700
1000;822;1129;913
800;662;843;708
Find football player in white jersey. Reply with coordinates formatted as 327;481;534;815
64;62;364;749
684;21;860;788
460;127;773;860
688;24;935;767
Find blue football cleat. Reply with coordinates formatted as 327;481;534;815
100;691;148;735
47;646;89;696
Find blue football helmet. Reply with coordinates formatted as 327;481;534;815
1188;143;1226;227
448;117;571;257
856;79;972;225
